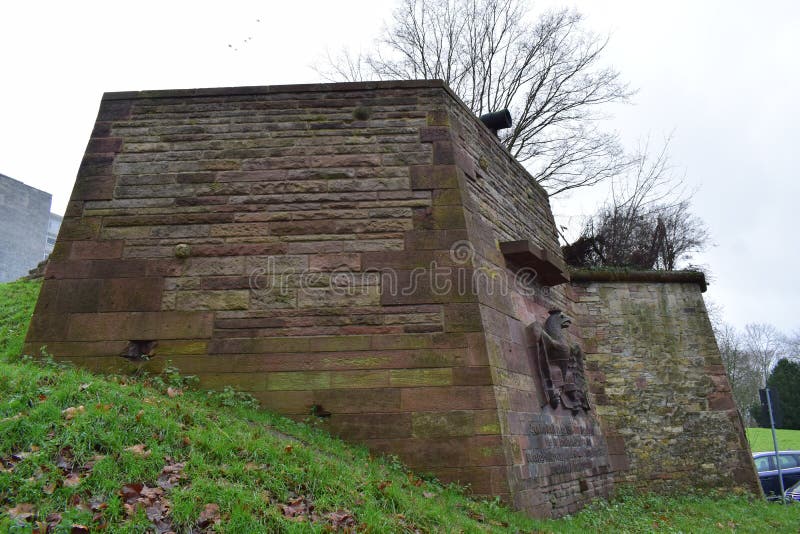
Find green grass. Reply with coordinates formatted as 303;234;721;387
747;427;800;452
0;279;39;361
1;279;800;532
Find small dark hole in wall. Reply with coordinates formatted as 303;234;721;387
353;107;371;120
310;404;332;418
579;479;589;492
120;340;157;361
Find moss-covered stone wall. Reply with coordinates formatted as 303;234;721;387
569;276;760;494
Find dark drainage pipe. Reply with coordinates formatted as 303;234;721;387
479;109;513;136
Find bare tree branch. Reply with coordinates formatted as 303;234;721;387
318;0;633;196
562;138;709;270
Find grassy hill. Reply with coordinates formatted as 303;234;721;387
2;279;799;532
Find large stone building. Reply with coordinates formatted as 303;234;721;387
24;80;760;517
0;173;61;282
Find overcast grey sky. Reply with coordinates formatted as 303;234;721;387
1;1;797;334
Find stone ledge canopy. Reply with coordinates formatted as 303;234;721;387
500;240;570;286
569;269;708;292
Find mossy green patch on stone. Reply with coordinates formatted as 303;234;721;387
389;368;452;387
267;371;331;391
412;411;474;437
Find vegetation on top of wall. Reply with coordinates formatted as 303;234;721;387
569;268;707;291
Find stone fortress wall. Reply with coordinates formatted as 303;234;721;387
24;80;759;517
569;272;760;494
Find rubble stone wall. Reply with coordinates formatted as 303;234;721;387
569;277;760;494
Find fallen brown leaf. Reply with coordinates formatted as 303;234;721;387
8;503;35;520
135;409;144;422
63;473;81;487
124;444;151;458
71;524;90;534
43;482;57;494
166;387;182;398
56;446;75;471
45;512;63;529
62;406;85;420
157;459;186;489
120;483;145;504
197;503;221;528
79;383;91;392
70;494;91;512
327;510;356;529
422;491;435;498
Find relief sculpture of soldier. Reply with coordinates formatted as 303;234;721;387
526;309;590;413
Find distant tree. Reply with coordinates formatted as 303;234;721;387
562;139;708;270
750;359;800;430
782;330;800;362
743;323;783;386
714;321;760;422
319;0;634;196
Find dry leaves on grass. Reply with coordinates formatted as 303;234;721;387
55;446;74;471
196;503;221;530
466;510;509;528
51;446;103;490
62;405;85;420
278;495;317;522
120;483;174;534
124;444;152;458
157;457;186;489
114;458;187;533
0;412;24;423
166;387;182;398
326;510;357;531
1;448;37;473
395;513;423;534
30;513;65;533
276;494;358;531
7;503;35;520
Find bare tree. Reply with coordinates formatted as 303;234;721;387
561;138;709;270
318;0;634;196
743;323;783;386
782;330;800;362
714;321;760;421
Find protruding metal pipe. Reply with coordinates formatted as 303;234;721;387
479;109;513;136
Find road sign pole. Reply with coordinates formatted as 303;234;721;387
765;387;786;501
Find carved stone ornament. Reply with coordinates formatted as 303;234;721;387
526;309;590;414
